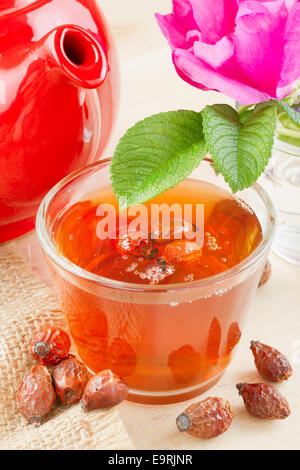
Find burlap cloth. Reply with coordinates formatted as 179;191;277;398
0;243;134;450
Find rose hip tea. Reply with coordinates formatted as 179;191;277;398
48;174;264;403
53;180;262;282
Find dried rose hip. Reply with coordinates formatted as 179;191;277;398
81;370;129;411
30;327;71;366
259;260;271;287
52;355;91;404
108;338;137;378
236;382;291;420
15;365;56;425
250;340;293;383
139;244;158;260
176;397;233;439
115;231;150;257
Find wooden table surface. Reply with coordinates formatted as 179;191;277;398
14;0;300;450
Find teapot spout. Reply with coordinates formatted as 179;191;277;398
46;25;108;89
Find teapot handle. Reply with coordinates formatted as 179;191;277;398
47;25;108;89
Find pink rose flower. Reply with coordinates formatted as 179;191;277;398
156;0;300;105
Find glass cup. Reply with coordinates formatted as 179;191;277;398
36;159;276;404
235;100;300;265
259;138;300;265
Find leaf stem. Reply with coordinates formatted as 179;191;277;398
276;126;300;139
237;105;252;115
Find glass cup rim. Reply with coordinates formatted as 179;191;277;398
36;158;276;293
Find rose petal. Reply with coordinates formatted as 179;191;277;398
285;0;298;10
173;0;198;30
279;1;300;87
233;1;289;99
189;0;239;43
186;30;203;44
156;0;300;104
194;36;234;69
173;49;271;103
155;1;199;49
155;13;187;49
235;1;271;32
276;83;295;100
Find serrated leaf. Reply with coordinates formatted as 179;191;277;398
202;104;277;192
271;99;300;127
111;111;206;209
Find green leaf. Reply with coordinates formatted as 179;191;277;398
239;109;254;124
271;99;300;127
111;111;207;209
202;103;277;192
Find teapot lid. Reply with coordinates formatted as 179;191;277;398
0;1;44;17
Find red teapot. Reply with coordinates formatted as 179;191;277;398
0;0;119;242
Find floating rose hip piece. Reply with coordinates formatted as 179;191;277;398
108;338;137;378
163;240;202;265
206;316;221;363
259;260;272;287
176;397;233;439
250;341;292;383
168;345;202;384
204;199;263;264
31;326;71;366
15;365;56;425
81;370;129;411
114;231;150;256
226;322;242;355
236;382;291;420
52;355;91;404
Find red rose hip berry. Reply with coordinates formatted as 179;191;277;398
250;340;292;382
258;260;272;287
81;370;129;411
52;356;91;404
176;397;233;439
115;231;150;256
236;382;291;420
15;365;56;425
31;327;71;366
